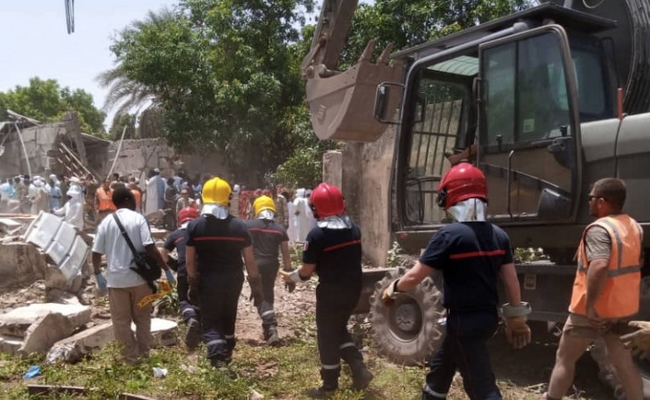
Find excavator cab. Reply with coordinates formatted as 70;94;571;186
374;4;618;250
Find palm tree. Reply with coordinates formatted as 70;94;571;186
96;8;177;135
96;64;158;116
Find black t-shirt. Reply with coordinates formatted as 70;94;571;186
186;215;252;275
164;228;189;276
419;222;513;312
246;219;289;265
302;222;362;286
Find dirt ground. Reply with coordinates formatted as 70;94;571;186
0;270;615;399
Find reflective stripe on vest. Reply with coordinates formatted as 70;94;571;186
569;214;642;319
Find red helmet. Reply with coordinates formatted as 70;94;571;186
178;206;199;225
437;162;487;210
309;183;345;219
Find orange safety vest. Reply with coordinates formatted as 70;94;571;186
97;188;116;211
569;214;643;319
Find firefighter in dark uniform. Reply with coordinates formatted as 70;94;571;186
185;177;264;368
246;195;294;345
161;206;201;349
280;183;373;398
382;163;533;400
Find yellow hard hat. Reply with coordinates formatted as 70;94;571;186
201;177;232;206
254;195;276;216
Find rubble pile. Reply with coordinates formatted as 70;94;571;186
0;211;179;364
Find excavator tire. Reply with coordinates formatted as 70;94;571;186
368;267;445;366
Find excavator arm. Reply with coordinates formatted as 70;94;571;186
302;0;404;142
301;0;359;79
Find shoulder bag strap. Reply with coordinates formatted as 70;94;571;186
112;213;139;258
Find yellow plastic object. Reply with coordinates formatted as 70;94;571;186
254;195;276;216
138;280;173;309
201;177;232;206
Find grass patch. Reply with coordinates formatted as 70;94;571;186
0;319;557;399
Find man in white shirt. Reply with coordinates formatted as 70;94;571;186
52;187;84;231
91;187;174;364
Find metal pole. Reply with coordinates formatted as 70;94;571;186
14;123;32;178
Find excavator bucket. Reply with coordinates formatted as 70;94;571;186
305;41;404;142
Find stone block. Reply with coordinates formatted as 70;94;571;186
46;322;114;364
0;335;22;355
19;312;74;355
0;303;91;338
0;242;47;289
136;318;178;347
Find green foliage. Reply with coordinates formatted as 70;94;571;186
340;0;531;67
386;241;404;268
109;113;136;140
108;0;316;184
0;77;106;134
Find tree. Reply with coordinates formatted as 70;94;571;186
109;113;137;140
109;0;316;184
0;77;106;134
340;0;531;67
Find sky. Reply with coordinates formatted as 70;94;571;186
0;1;374;131
0;1;177;130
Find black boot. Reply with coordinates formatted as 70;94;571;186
266;326;280;346
185;318;202;350
310;367;339;398
308;384;337;398
350;361;373;390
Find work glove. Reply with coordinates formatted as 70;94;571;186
247;275;264;307
94;273;107;291
283;268;296;293
188;276;200;306
164;269;176;286
620;321;650;360
504;316;532;349
381;279;401;307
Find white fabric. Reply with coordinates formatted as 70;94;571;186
201;204;229;219
144;177;158;215
92;208;153;288
292;189;315;241
257;210;274;220
53;193;83;230
446;198;487;222
316;215;352;230
287;201;297;242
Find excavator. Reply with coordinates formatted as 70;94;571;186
302;0;650;397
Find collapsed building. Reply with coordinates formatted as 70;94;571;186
0;109;228;183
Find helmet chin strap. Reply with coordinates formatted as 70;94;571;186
446;198;487;222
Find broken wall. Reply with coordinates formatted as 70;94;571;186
323;126;398;267
0;124;63;178
108;138;229;184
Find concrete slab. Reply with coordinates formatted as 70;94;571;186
0;242;47;289
0;303;91;338
19;312;74;355
132;318;178;347
0;335;22;355
46;322;114;364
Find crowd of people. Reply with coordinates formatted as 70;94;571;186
6;163;649;399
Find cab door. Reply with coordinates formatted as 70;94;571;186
477;26;583;222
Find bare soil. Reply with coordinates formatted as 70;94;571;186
0;271;614;399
